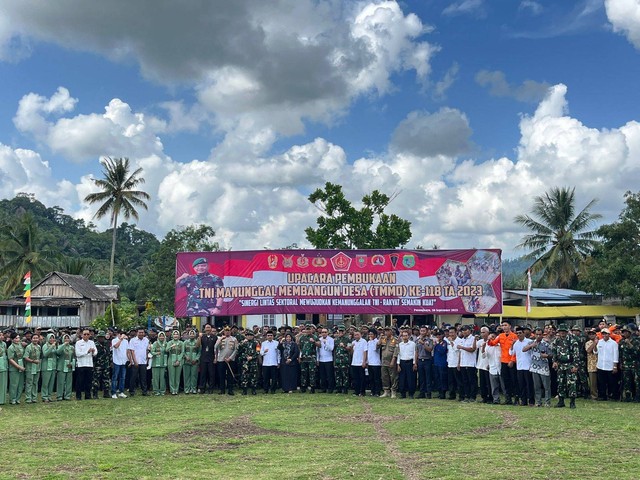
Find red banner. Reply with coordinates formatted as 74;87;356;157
175;249;502;317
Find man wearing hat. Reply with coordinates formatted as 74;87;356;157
594;327;619;401
214;326;239;395
552;324;580;408
298;324;319;393
238;330;260;395
619;325;637;402
176;257;224;316
570;325;589;398
92;330;112;399
333;325;351;394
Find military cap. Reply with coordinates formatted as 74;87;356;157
571;325;581;331
524;324;532;331
626;323;639;332
514;326;524;333
557;324;569;332
337;324;346;330
587;329;597;334
192;257;208;267
245;330;254;336
461;325;471;331
97;330;106;337
383;325;392;330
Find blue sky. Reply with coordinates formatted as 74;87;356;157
0;0;639;258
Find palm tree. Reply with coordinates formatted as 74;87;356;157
84;157;150;284
0;212;53;296
514;187;602;288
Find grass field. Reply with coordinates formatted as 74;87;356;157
2;393;639;480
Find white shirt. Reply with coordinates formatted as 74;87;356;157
111;337;129;365
595;338;619;371
366;338;381;366
316;336;334;363
446;338;460;368
485;343;502;375
75;339;97;367
260;339;280;367
455;335;477;367
351;338;368;366
476;338;489;370
128;336;150;365
397;340;416;364
510;338;533;371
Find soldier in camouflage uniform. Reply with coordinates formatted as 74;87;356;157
238;330;260;395
298;324;319;393
619;324;639;402
630;324;640;402
552;324;580;408
92;331;112;398
176;257;224;316
570;326;589;398
333;325;351;394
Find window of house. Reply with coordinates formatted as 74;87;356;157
262;314;276;327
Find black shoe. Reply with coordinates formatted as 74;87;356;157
493;400;500;405
504;398;513;405
327;390;333;394
426;393;432;399
401;393;407;398
309;388;315;394
264;390;269;394
242;388;247;395
141;392;149;396
417;393;426;399
439;393;446;399
409;394;414;399
570;398;576;409
219;390;225;395
555;398;566;408
251;389;257;395
228;390;234;396
344;389;349;394
301;387;307;393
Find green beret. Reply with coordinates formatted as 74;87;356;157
192;257;208;267
557;324;569;332
245;330;254;336
97;330;106;337
337;325;346;330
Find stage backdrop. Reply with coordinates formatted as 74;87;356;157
175;249;502;317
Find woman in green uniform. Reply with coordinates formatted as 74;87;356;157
167;330;184;395
40;333;58;402
56;333;75;400
150;331;168;395
7;333;26;404
0;331;8;405
182;329;200;394
24;333;42;403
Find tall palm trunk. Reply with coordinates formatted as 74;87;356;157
109;210;119;285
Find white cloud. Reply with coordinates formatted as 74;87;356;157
475;70;551;103
442;0;485;18
519;1;543;15
605;0;640;49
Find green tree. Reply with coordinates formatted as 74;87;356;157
581;191;640;306
514;186;601;288
91;297;140;332
305;182;411;249
56;256;96;279
0;212;53;296
84;157;150;284
137;225;220;313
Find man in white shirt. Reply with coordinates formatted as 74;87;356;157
127;328;150;396
396;329;417;398
349;331;368;396
111;331;129;398
260;330;279;394
366;329;382;396
594;328;619;400
446;327;460;400
510;326;533;406
74;329;97;400
482;331;503;404
475;327;491;403
316;327;335;393
455;325;477;402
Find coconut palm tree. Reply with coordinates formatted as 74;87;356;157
84;157;150;284
514;186;601;288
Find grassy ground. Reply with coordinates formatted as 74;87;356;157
1;393;639;480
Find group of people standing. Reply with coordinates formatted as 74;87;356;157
1;318;638;408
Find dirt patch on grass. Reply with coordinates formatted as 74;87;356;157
338;413;409;423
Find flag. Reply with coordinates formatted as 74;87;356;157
526;269;532;314
24;271;32;323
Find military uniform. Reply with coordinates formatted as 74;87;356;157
56;337;76;401
177;270;224;316
166;335;184;395
0;338;8;405
40;334;58;402
215;333;239;395
298;330;318;392
552;325;580;408
24;340;41;403
182;336;200;394
238;334;260;394
378;333;399;397
150;335;168;395
7;340;25;404
333;329;351;393
571;328;589;398
92;334;112;398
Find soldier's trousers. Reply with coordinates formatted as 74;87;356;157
57;371;73;400
240;361;258;388
8;370;24;403
168;364;182;394
557;367;577;398
300;361;316;388
152;366;167;395
381;364;398;392
0;371;6;405
25;372;40;402
92;367;111;396
621;369;635;400
183;363;198;393
41;370;56;401
576;368;589;396
334;364;349;389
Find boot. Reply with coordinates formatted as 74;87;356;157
380;390;389;398
309;388;315;394
103;390;110;399
301;387;307;393
555;397;565;408
251;389;257;395
228;389;234;396
569;398;576;409
242;388;247;395
391;390;397;399
343;388;349;394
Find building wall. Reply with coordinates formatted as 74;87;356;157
33;277;84;299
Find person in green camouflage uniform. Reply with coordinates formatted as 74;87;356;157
552;324;580;408
238;330;260;395
92;331;112;398
7;334;25;405
40;333;58;402
24;334;41;403
176;257;224;316
0;331;7;405
333;325;351;394
56;334;75;400
298;324;319;393
167;330;184;395
182;329;200;394
619;324;639;402
630;324;640;402
570;326;590;398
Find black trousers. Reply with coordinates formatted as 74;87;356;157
351;365;365;395
198;361;216;392
368;365;382;395
447;367;459;398
398;360;416;396
262;365;278;392
478;368;491;401
318;361;335;392
516;369;534;405
76;366;93;399
217;361;236;392
417;359;433;394
129;364;148;394
501;362;517;400
460;366;476;400
597;369;618;400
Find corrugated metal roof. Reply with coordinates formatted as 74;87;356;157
478;305;640;319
